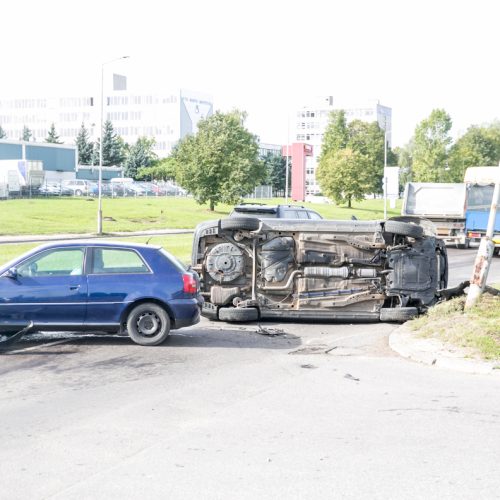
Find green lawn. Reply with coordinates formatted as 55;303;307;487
0;196;401;236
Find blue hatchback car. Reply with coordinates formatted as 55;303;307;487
0;241;202;346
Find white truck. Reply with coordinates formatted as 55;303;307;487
401;182;468;247
0;160;44;197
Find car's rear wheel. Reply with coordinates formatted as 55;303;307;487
75;189;83;196
126;303;171;346
380;307;418;322
220;217;260;231
218;306;259;322
384;221;423;239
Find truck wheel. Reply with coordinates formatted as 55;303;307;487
384;221;423;239
457;238;470;250
220;217;260;231
126;303;171;346
380;307;418;322
218;307;259;322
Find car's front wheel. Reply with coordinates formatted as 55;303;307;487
126;303;171;346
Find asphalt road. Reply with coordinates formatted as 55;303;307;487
1;249;499;499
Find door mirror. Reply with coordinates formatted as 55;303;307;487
4;267;18;280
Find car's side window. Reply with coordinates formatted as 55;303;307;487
308;211;322;220
282;210;299;218
296;210;310;219
17;248;85;277
91;248;150;274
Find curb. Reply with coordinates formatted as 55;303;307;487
0;229;194;245
389;324;500;375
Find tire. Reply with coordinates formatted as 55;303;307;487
457;238;470;250
75;189;83;196
126;303;171;346
384;220;423;239
380;307;418;322
494;247;500;257
218;306;259;322
220;217;260;231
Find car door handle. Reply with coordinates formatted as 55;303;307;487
69;285;81;290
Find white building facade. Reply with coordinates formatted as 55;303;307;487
294;97;392;196
0;82;213;159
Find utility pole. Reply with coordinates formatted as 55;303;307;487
465;162;500;308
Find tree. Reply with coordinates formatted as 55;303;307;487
75;123;94;165
316;148;371;208
137;157;177;181
21;126;33;142
0;126;6;139
319;110;348;160
172;110;266;211
123;137;158;178
448;123;500;181
394;139;415;191
45;123;63;144
346;119;387;195
262;151;287;197
412;109;453;182
319;111;392;201
101;120;125;166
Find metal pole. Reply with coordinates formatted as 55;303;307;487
285;114;290;203
97;63;104;235
383;124;387;219
465;162;500;308
97;56;129;235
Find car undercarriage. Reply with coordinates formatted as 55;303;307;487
192;217;448;323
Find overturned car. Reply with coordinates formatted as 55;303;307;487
191;217;448;323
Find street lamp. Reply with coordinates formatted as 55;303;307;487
97;56;130;235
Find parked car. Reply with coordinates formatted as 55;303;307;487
230;203;323;220
0;242;202;346
38;181;62;196
61;179;90;196
191;217;447;323
89;182;113;197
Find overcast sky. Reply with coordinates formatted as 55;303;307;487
2;0;499;147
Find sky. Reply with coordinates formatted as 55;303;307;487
2;0;500;148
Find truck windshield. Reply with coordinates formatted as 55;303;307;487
467;185;494;211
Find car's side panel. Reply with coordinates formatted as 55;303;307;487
0;274;87;330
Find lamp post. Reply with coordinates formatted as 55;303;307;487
97;56;129;235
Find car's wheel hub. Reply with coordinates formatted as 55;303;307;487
137;312;160;335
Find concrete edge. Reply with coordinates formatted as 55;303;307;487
389;324;500;375
0;229;194;245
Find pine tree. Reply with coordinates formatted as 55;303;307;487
45;123;63;144
101;120;125;166
75;123;94;165
21;126;33;142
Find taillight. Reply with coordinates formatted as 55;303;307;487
182;273;198;294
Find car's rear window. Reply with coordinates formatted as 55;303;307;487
91;248;150;274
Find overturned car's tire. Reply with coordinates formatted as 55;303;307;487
219;306;259;322
380;307;419;322
220;217;260;231
384;221;423;239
